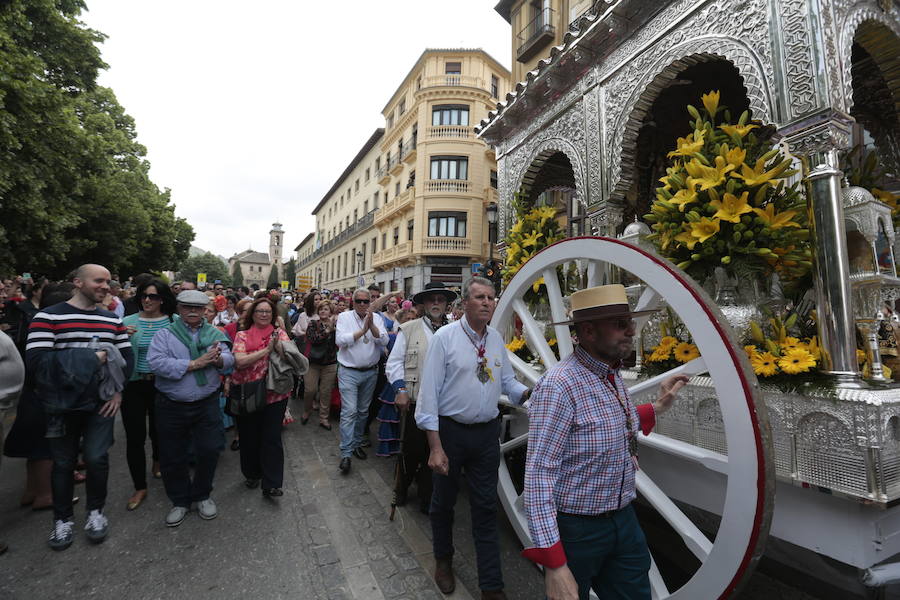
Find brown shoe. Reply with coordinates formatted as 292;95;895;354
481;591;507;600
434;557;455;594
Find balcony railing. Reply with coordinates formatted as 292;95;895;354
401;138;417;162
426;179;471;193
517;8;556;62
418;75;491;94
373;241;413;267
389;153;403;175
374;188;414;224
427;126;472;140
423;237;473;252
296;212;375;269
377;164;390;183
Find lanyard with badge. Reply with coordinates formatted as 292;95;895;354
462;324;493;383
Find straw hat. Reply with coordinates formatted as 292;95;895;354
549;284;658;326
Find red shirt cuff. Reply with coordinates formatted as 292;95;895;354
636;403;656;436
521;541;567;569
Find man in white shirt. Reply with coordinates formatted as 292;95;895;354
415;276;531;600
335;287;389;473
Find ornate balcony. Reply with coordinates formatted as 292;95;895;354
389;153;403;176
373;241;413;268
377;165;390;184
401;139;417;163
517;8;556;62
422;237;473;253
418;75;490;93
426;179;471;194
427;126;472;140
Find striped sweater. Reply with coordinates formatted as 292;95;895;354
26;302;134;377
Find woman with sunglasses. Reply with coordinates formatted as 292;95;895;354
121;279;177;511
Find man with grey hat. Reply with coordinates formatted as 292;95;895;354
385;281;456;514
521;284;689;600
147;289;234;527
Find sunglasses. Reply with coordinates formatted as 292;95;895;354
603;318;635;330
140;293;162;301
354;298;370;304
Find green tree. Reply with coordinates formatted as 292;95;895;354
267;263;280;289
0;1;194;278
283;258;297;288
231;260;244;287
178;252;230;287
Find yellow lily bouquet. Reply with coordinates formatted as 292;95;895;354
502;191;566;302
645;91;811;285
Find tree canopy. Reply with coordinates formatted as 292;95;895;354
231;260;244;288
177;252;230;287
0;0;194;279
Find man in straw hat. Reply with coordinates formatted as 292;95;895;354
385;281;457;515
522;284;689;600
416;276;531;600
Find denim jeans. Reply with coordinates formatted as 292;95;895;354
154;391;224;507
337;365;378;458
48;410;115;521
557;504;651;600
431;417;503;592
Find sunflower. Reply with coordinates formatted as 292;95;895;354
744;345;759;359
780;336;801;351
648;346;672;362
778;347;816;374
751;351;779;377
673;342;700;363
659;336;679;349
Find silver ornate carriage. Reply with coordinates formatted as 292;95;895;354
476;1;900;598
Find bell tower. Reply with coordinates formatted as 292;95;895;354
269;222;283;265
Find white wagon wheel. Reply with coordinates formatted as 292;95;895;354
492;236;774;599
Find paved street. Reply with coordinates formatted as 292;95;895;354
0;399;830;600
0;401;543;600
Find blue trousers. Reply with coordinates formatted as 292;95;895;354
557;504;651;600
155;392;224;507
48;409;115;521
337;365;378;458
431;417;503;592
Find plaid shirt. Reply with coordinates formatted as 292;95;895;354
522;345;655;567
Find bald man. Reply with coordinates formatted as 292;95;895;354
27;264;134;551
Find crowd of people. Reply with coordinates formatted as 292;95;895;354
0;266;688;600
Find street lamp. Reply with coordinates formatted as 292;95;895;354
316;266;322;288
486;202;498;263
356;250;364;274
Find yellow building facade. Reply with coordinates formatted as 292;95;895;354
495;0;596;84
372;48;510;294
296;129;385;294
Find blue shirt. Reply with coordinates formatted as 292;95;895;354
147;325;234;402
415;316;527;431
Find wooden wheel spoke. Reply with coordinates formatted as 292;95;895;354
513;298;557;368
508;351;540;385
627;357;707;397
500;433;529;453
640;433;728;474
587;259;603;287
648;552;670;598
633;286;663;331
636;471;713;561
542;267;574;358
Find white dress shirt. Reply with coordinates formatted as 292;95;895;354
385;317;437;385
415;316;527;431
335;308;388;368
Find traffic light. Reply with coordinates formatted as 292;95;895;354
481;260;502;291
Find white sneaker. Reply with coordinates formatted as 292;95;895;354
166;506;188;527
197;498;218;520
84;510;108;544
48;519;74;551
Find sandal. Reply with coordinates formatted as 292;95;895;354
73;471;86;484
127;489;148;511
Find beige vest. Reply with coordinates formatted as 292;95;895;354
399;317;435;402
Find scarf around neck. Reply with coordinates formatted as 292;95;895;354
245;324;275;353
167;319;230;386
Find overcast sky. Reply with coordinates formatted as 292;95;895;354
79;1;512;261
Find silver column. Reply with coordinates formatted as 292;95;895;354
784;115;862;385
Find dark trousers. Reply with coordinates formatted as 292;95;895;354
402;404;432;504
48;410;114;521
431;416;502;591
121;379;159;491
236;399;287;489
558;504;651;600
155;392;224;507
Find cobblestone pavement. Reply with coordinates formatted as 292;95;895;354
0;398;835;599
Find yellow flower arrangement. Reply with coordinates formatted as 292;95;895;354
750;351;779;377
778;347;816;374
645;335;699;368
645;90;810;284
502;193;566;297
673;342;700;362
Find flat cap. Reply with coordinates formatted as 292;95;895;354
176;290;211;306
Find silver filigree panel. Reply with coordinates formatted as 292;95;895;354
837;3;900;113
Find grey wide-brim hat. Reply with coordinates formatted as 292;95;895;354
176;290;212;307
